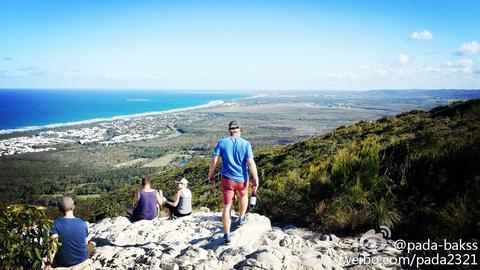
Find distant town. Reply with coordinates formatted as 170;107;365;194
0;112;207;156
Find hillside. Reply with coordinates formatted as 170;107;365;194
76;99;480;241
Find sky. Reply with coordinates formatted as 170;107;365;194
1;0;479;90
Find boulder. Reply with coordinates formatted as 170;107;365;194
52;212;402;270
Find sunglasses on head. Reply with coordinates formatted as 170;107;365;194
229;126;240;130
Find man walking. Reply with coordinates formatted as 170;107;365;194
208;121;259;244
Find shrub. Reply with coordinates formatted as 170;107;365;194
0;204;59;270
369;197;401;229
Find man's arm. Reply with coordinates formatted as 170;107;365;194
165;190;181;207
134;190;140;204
156;190;165;205
208;156;219;191
208;156;219;181
247;158;259;190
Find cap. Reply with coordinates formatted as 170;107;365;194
58;196;74;211
228;120;240;129
175;178;188;185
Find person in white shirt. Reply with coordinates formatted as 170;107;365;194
164;178;192;219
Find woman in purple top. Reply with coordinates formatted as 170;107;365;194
125;177;164;221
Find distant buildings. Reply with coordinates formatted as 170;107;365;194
0;112;206;156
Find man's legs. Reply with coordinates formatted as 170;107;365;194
221;178;235;235
238;191;248;220
222;203;232;234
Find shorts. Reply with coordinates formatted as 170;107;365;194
221;176;248;204
164;199;191;217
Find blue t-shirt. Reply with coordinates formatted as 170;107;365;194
51;217;88;267
213;136;254;182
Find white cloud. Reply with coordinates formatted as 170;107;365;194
457;41;480;55
442;59;475;74
397;54;410;65
359;65;369;70
324;73;345;79
458;59;473;67
443;59;473;68
17;65;49;77
102;71;113;79
377;68;388;76
459;59;473;74
410;30;433;41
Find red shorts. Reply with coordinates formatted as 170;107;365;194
221;177;248;204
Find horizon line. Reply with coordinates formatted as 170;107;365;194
1;88;480;92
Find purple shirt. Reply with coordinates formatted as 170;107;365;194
133;190;158;220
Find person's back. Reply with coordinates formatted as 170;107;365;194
133;190;158;220
51;196;88;267
214;136;253;181
52;217;88;266
177;188;192;215
125;177;164;221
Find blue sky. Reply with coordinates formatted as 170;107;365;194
1;0;479;90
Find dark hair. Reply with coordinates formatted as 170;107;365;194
141;177;151;186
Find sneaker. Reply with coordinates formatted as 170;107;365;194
223;233;231;245
238;217;246;226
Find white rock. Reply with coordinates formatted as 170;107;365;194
229;213;271;249
54;212;401;270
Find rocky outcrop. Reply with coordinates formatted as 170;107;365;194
54;211;401;269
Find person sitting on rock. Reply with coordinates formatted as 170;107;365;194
50;196;91;267
164;178;192;219
125;177;164;221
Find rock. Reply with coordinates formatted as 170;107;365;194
198;207;210;213
217;246;248;269
228;213;271;249
53;212;402;270
239;247;283;270
160;260;179;270
52;259;93;270
320;233;331;241
329;234;340;243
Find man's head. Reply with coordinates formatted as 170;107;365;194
58;196;75;213
228;120;241;136
141;177;151;187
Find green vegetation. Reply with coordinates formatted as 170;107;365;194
77;99;480;241
0;204;58;270
0;142;164;206
2;92;447;208
260;99;480;241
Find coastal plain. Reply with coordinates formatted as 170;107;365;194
0;90;478;206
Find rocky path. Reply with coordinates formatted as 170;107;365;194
54;211;402;270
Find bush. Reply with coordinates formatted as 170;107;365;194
0;204;59;270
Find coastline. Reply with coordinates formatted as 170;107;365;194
0;100;225;135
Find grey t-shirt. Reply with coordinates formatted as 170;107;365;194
177;188;192;214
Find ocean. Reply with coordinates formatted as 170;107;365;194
0;89;249;132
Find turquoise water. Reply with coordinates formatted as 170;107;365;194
0;89;249;131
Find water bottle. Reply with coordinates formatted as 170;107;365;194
249;189;257;209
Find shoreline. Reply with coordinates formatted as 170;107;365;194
0;100;225;135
